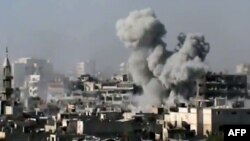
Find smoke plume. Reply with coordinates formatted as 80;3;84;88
116;8;210;112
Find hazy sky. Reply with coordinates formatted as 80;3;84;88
0;0;249;74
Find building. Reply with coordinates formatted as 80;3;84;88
47;79;67;103
236;64;250;96
99;81;134;106
79;74;100;92
112;73;131;82
75;60;96;77
163;98;250;140
236;64;250;74
27;74;40;97
22;63;48;100
12;57;54;88
196;72;248;98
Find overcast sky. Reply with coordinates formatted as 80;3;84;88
0;0;249;74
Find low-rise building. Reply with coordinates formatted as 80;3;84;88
196;72;248;98
163;98;250;140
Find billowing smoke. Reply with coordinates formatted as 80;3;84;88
116;8;210;112
116;8;166;48
127;48;153;85
159;34;209;97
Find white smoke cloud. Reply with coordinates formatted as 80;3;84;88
130;79;164;112
147;45;169;76
128;48;153;85
116;8;166;48
164;91;188;107
116;8;210;112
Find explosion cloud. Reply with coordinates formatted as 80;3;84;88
116;8;210;112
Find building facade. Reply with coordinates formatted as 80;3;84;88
75;60;96;77
236;64;250;96
12;57;54;88
196;72;248;98
163;98;250;139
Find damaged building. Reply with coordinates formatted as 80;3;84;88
196;72;248;99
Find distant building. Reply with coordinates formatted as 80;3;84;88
47;79;67;102
236;64;250;96
196;72;248;98
236;64;250;74
100;80;134;105
22;63;48;100
12;57;54;88
75;60;96;77
27;74;40;97
112;73;132;82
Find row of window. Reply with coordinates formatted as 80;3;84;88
216;111;250;115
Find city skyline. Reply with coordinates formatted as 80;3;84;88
0;1;250;141
0;0;250;74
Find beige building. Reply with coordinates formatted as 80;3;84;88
236;64;250;95
163;106;250;139
75;60;96;77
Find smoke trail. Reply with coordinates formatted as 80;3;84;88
116;8;210;112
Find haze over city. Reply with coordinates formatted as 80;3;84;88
1;0;250;141
0;0;250;75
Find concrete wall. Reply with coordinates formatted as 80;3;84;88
165;107;250;136
165;108;198;133
45;125;56;133
211;108;250;133
202;108;212;135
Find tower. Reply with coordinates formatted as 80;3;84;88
2;47;13;100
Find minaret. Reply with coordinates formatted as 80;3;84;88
2;46;13;100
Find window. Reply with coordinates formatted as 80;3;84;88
231;111;237;115
51;136;55;141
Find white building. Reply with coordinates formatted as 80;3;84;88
27;74;40;97
47;79;67;102
24;74;48;99
236;64;250;74
21;63;49;101
100;93;132;105
163;99;250;140
236;64;250;95
12;57;54;88
75;60;96;77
